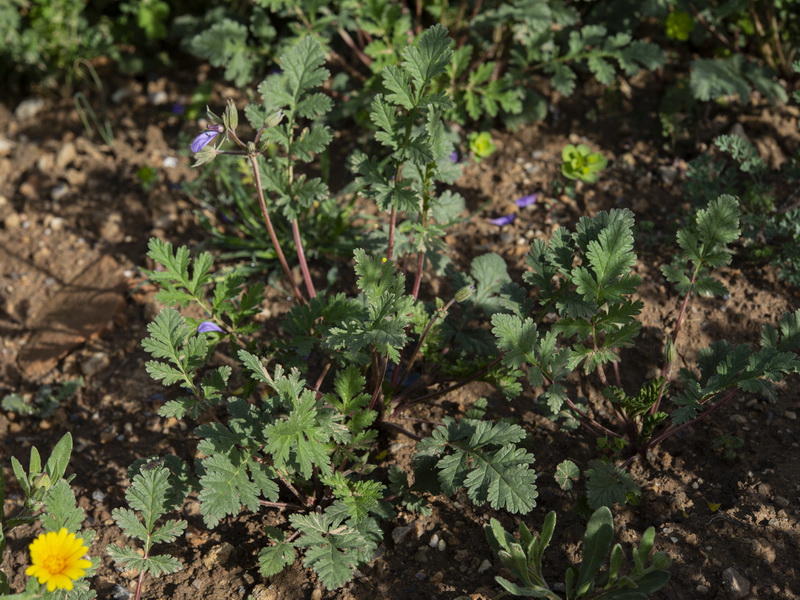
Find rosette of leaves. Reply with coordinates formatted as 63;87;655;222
469;131;497;161
561;144;608;183
484;507;671;599
493;207;643;416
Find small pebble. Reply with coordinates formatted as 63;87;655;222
436;538;446;552
91;489;106;502
785;411;797;421
163;156;178;168
148;90;169;105
428;533;440;548
51;183;70;201
728;414;747;425
774;495;790;508
477;559;492;573
110;584;131;600
111;89;132;104
15;97;46;120
392;524;413;545
722;567;750;600
415;571;426;580
696;584;709;593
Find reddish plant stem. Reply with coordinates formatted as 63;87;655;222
381;420;422;441
368;353;388;412
612;361;623;388
387;207;397;261
337;27;373;68
394;296;458;388
411;250;426;300
646;388;738;454
314;361;332;392
292;218;316;299
651;275;697;415
275;469;309;507
561;395;622;439
260;500;306;511
248;154;306;304
133;565;146;600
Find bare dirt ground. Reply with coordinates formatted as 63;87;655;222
2;71;800;600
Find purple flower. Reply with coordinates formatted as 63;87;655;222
450;150;459;163
514;193;538;208
190;126;222;153
197;321;224;333
171;102;185;115
489;213;516;226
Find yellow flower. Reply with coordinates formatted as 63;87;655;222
26;528;92;592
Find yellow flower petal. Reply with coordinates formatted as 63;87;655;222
26;528;91;592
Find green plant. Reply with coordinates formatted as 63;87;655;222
468;131;497;161
484;507;671;599
682;63;800;287
1;433;99;598
107;462;187;600
561;144;607;183
1;380;82;419
493;195;800;506
0;0;113;92
140;21;800;594
184;0;666;128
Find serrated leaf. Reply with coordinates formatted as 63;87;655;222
382;65;415;109
40;480;83;533
401;23;452;90
258;541;297;577
198;451;262;528
111;508;149;541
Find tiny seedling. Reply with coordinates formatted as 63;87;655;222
107;463;187;600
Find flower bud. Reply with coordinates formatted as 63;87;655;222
32;472;52;492
223;98;239;131
263;110;284;129
454;285;475;302
664;339;676;364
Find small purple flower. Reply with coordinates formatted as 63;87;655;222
171;102;185;115
450;150;459;163
489;213;516;226
197;321;225;333
514;193;538;208
190;125;223;153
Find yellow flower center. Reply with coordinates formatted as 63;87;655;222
43;555;66;574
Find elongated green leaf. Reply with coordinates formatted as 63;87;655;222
577;507;614;596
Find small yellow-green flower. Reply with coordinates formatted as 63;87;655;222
26;528;92;592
